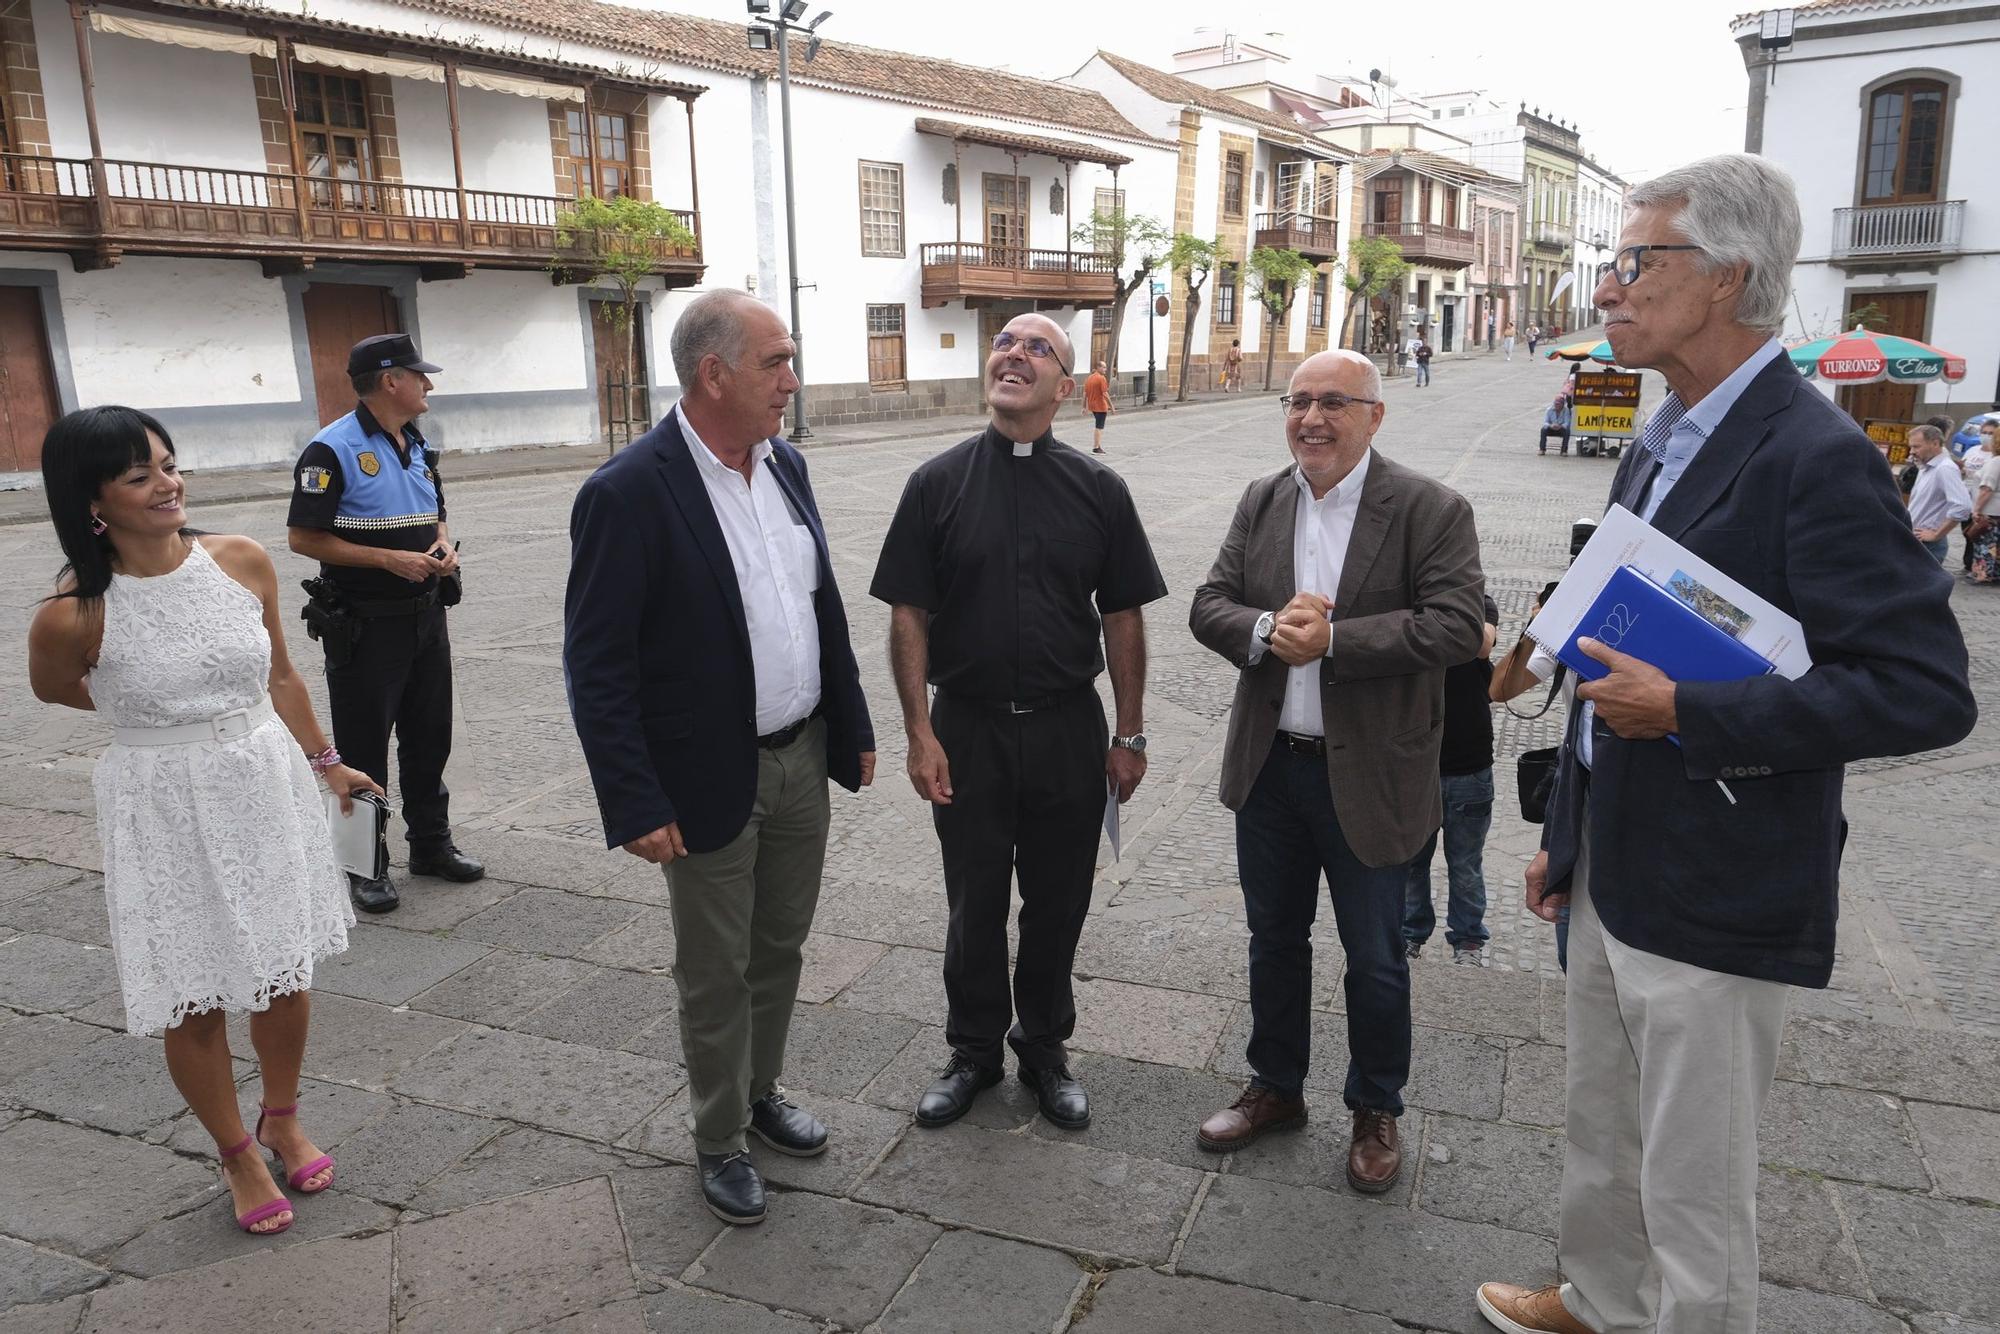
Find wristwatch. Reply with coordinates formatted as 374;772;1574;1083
1111;733;1148;753
1254;610;1276;645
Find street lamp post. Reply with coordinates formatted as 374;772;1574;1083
747;0;830;440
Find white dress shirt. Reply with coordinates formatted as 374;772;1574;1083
1910;451;1974;534
1247;450;1372;738
677;404;822;733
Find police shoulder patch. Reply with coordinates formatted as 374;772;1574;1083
298;466;331;495
357;451;380;477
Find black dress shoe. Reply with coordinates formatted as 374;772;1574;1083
696;1150;765;1225
914;1054;1002;1127
1020;1065;1090;1129
348;872;399;914
750;1089;828;1157
407;844;484;883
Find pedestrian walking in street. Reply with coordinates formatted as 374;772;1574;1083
1414;337;1434;388
1188;349;1485;1194
1084;360;1115;453
1224;339;1244;393
1526;323;1541;356
1952;416;1990;574
1403;594;1499;966
1477;153;1976;1334
1907;423;1972;564
1968;442;2000;584
287;335;482;915
563;290;877;1227
872;313;1167;1134
28;406;378;1236
1502;321;1516;361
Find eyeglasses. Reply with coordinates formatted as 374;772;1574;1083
1595;243;1702;287
990;331;1071;376
1278;392;1379;417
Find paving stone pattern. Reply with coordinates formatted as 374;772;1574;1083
2;343;1996;1330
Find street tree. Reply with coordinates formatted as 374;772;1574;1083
1167;233;1222;403
1340;234;1411;354
553;194;698;451
1073;207;1169;375
1247;246;1315;391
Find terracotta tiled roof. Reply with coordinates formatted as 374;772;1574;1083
363;0;1163;145
915;118;1131;167
1092;51;1341;144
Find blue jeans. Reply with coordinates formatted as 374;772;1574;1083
1402;768;1494;949
1236;741;1412;1114
1415;362;1431;386
1922;535;1949;563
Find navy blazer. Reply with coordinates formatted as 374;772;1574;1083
563;407;874;853
1542;354;1975;988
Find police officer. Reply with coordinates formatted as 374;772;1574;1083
288;334;482;913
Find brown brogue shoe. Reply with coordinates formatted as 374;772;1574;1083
1346;1109;1402;1193
1475;1282;1593;1334
1196;1085;1306;1152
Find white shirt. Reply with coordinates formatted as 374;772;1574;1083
1979;454;2000;517
677;404;822;733
1909;451;1974;534
1959;444;1990;484
1247;450;1372;738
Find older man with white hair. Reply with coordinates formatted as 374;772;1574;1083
1189;349;1484;1193
1476;155;1976;1334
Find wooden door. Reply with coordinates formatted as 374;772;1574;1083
0;286;58;472
591;299;649;446
1373;176;1403;226
1838;290;1926;426
983;173;1026;266
302;283;401;426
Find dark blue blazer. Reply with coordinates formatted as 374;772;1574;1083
1542;354;1975;987
563;408;874;852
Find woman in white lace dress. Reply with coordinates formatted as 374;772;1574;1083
27;407;381;1236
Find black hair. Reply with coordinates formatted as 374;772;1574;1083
40;405;179;602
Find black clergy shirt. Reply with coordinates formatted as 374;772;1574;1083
869;425;1168;701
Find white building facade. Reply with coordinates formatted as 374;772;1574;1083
1739;0;1998;423
1571;156;1625;325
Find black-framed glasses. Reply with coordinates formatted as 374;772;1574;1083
991;331;1071;376
1596;243;1702;287
1279;391;1378;417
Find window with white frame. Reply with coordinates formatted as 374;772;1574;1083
858;161;905;257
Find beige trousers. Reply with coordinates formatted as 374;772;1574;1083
1558;835;1789;1334
663;718;830;1155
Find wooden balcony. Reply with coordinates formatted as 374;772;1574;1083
919;243;1117;310
1831;200;1965;272
0;153;703;282
1360;221;1476;268
1254;211;1339;259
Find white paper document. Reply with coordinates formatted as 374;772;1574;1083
1525;504;1813;681
1103;780;1122;862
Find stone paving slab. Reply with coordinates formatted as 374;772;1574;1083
387;1027;680;1143
0;1119;217;1258
1907;1101;2000;1203
319;1099;502;1206
0;1014;107;1095
294;994;473;1090
404;950;600;1028
106;1188;396;1278
857;1025;1040;1132
0;934;119;1015
1415;1113;1565;1238
80;1233;392;1333
1833;1182;2000;1322
308;926;491;1008
576;908;678;974
0;1294;92;1334
1780;1015;2000;1111
452;888;643;959
409;1126;645;1216
1073;1267;1406;1334
1499;1041;1565;1130
0;1238;107;1309
1068;976;1235;1068
609;1168;729;1281
1756;1168;1871;1299
1759;1283;1915;1334
158;1076;394;1158
626;1085;908;1195
688;1190;940;1329
0;881;110;948
855;1122;1204;1264
1027;1051;1246;1176
640;1286;819;1333
1759;1080;1931;1190
779;1002;922;1100
872;1229;1085;1334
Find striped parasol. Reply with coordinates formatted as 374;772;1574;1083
1787;327;1967;385
1543;338;1617;364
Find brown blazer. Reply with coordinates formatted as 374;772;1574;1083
1189;451;1485;867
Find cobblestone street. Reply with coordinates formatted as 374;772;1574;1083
2;342;1997;1332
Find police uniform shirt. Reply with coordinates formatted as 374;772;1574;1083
288;403;446;599
869;425;1167;700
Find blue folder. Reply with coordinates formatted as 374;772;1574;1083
1558;565;1777;685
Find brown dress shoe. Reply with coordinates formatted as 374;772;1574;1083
1346;1109;1401;1193
1475;1282;1593;1334
1196;1085;1306;1152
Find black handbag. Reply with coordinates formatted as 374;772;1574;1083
1507;660;1567;825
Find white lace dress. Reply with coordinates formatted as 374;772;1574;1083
89;540;352;1036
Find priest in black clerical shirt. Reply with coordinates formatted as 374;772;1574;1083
870;313;1167;1132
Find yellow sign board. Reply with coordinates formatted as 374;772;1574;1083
1864;419;1918;467
1573;404;1637;434
1571;371;1642;438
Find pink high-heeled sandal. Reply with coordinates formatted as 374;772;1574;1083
255;1103;336;1193
220;1134;293;1234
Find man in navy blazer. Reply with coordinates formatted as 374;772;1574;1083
564;290;874;1227
1477;157;1974;1334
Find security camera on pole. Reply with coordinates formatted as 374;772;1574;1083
746;0;831;440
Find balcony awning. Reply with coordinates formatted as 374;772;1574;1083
293;43;442;83
915;118;1131;168
90;11;273;58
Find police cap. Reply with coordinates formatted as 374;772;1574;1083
347;333;442;378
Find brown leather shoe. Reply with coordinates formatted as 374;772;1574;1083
1475;1282;1593;1334
1346;1109;1401;1193
1196;1085;1306;1152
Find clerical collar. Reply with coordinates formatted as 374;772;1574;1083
985;424;1055;458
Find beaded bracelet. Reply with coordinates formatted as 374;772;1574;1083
307;746;341;775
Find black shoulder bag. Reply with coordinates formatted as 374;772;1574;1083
1508;659;1567;825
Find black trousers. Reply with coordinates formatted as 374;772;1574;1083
931;689;1107;1071
324;605;453;850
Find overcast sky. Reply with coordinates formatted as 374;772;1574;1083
646;0;1761;184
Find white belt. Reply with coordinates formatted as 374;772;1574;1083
113;696;276;747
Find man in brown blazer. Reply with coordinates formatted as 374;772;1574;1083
1189;349;1484;1193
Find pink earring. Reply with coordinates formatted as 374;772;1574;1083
89;514;108;535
